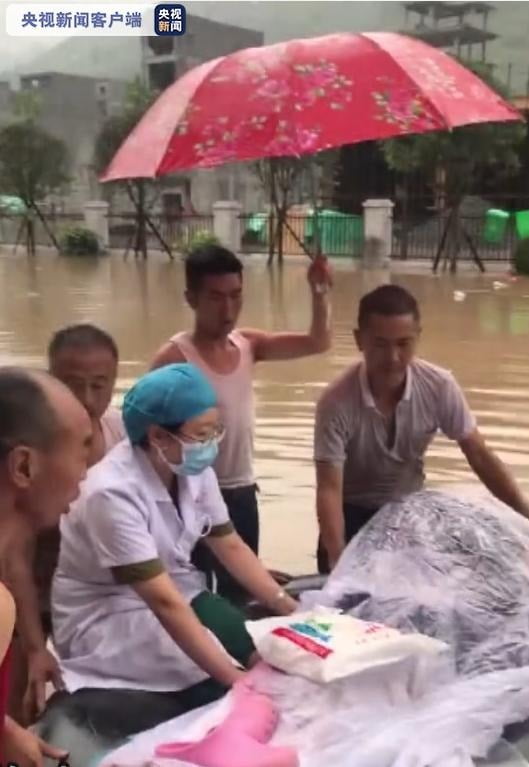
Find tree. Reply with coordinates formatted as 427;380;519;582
0;93;69;256
253;150;338;265
253;157;305;265
94;78;172;260
382;60;526;272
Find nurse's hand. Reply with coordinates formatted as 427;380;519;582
4;715;69;767
229;668;248;686
24;647;63;723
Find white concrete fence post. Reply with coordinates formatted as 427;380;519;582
83;201;109;250
361;199;394;268
213;201;242;253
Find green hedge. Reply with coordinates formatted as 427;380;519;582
60;226;101;257
173;230;220;255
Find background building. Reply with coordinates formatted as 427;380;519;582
0;72;127;211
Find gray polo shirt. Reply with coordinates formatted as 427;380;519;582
314;359;476;509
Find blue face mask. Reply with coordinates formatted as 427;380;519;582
164;437;219;476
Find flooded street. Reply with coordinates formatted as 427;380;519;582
0;250;528;573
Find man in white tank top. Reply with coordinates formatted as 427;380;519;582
151;244;332;598
5;324;126;724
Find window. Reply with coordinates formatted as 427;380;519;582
149;62;176;91
97;99;108;118
147;36;174;55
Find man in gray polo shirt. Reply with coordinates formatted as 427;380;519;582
315;284;529;573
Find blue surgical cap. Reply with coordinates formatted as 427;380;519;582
123;363;217;444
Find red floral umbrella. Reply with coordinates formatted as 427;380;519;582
102;32;522;182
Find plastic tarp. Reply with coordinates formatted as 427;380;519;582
100;489;529;767
317;489;529;677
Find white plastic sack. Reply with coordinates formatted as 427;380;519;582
246;608;446;684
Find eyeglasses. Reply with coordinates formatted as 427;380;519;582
167;425;226;446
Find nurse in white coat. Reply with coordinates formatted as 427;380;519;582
52;363;297;722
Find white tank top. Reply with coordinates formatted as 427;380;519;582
170;330;255;489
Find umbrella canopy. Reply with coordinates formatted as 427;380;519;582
102;31;522;182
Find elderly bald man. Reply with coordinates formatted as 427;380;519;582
0;367;91;766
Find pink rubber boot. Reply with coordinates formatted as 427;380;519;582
154;728;298;767
221;680;279;742
154;685;297;767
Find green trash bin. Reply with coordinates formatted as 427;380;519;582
244;213;268;245
0;195;27;216
483;209;510;244
515;210;529;240
305;210;363;257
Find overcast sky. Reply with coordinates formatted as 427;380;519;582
0;0;403;75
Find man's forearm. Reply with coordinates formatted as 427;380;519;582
309;291;331;353
317;490;345;561
4;557;46;653
469;448;529;517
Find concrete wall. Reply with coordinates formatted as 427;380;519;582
185;164;265;215
18;72;127;211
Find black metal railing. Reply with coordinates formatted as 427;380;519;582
392;210;518;263
107;213;214;253
0;212;84;248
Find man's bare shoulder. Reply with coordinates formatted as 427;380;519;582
150;340;186;370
